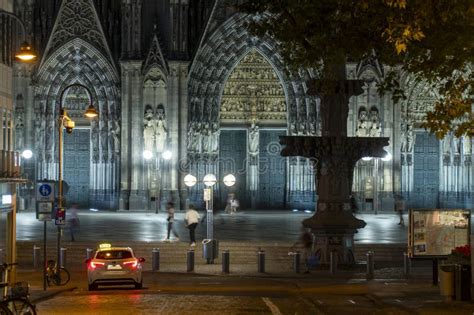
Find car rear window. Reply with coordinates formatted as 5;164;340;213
95;250;133;260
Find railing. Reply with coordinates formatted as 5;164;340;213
0;150;20;179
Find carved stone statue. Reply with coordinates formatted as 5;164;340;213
248;122;259;156
406;124;415;152
400;122;407;152
453;137;461;155
143;119;155;152
463;136;472;155
368;108;381;137
211;122;220;153
155;119;167;153
443;135;451;154
201;123;211;153
356;108;369;137
111;120;120;154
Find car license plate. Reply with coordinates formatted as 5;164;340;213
107;264;122;270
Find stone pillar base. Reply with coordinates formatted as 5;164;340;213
303;208;365;264
312;233;355;264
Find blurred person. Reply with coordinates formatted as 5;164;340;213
165;202;179;241
185;204;201;246
67;203;80;242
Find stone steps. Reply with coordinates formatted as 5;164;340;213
16;241;407;271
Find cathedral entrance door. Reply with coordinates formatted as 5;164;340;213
219;130;247;209
412;132;439;208
63;129;91;208
257;130;286;209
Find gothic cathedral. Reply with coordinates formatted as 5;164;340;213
11;0;473;211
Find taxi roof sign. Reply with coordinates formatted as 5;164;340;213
99;243;112;249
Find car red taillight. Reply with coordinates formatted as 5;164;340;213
89;261;105;269
123;259;138;268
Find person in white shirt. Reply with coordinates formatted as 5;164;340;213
185;204;201;246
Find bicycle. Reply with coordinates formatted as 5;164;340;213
0;262;36;315
45;260;70;286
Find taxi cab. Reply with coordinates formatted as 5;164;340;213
86;244;145;290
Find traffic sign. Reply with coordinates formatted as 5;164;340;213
37;202;53;221
36;181;55;202
55;207;66;226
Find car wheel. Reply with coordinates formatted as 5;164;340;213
135;282;143;289
88;283;97;291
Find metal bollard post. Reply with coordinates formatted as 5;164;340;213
152;248;160;272
86;248;94;260
366;251;374;280
33;245;41;270
257;250;265;273
293;251;301;274
330;251;338;275
222;250;230;273
403;252;411;277
187;249;195;272
60;247;67;268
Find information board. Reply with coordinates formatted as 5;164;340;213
409;209;470;258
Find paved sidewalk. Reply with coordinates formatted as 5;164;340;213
15;210;409;244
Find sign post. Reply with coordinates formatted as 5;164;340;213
36;181;54;291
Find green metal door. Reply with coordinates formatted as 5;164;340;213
63;129;90;208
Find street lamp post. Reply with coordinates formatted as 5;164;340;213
184;173;235;264
0;10;37;62
56;84;98;279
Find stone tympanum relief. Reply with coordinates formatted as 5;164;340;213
220;50;286;124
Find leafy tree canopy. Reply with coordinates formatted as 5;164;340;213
239;0;474;137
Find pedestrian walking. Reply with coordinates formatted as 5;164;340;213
165;202;179;241
67;203;80;242
185;204;201;246
230;194;239;214
395;194;405;226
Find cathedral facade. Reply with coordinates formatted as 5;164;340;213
5;0;472;211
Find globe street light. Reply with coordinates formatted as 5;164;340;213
184;173;235;264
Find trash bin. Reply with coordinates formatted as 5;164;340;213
455;264;471;301
202;239;219;263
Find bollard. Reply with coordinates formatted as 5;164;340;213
366;251;374;280
86;248;94;260
0;248;3;265
187;249;195;272
60;247;67;268
403;252;411;277
222;250;230;273
33;245;41;270
257;250;265;273
330;251;338;275
293;251;301;274
152;248;160;272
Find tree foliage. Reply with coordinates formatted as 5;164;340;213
239;0;474;137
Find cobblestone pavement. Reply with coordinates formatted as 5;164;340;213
14;210;409;244
33;272;474;315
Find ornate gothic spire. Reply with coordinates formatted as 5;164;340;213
143;28;168;75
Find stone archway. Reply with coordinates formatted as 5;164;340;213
187;14;318;210
34;38;120;208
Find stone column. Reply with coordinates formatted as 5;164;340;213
281;66;389;263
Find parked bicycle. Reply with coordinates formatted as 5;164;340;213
46;260;70;286
0;262;36;315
